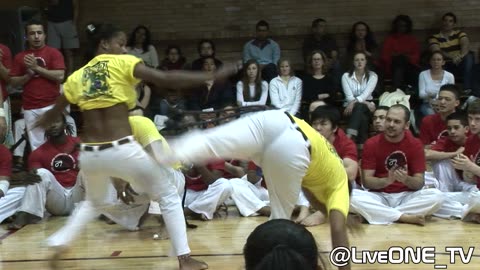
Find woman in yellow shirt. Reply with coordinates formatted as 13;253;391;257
37;22;235;270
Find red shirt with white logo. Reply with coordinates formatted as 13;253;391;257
463;134;480;188
28;136;80;187
419;113;448;145
0;145;12;177
362;132;426;193
0;44;12;101
10;45;65;110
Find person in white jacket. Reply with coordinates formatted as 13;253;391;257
269;59;302;116
418;51;455;116
236;59;269;107
342;52;378;144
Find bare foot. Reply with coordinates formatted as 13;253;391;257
464;213;480;223
48;246;69;270
8;211;41;230
257;206;271;217
293;206;310;223
178;255;208;270
184;208;209;221
398;214;425;226
300;211;326;226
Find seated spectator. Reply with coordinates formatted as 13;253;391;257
126;25;159;68
132;81;152;116
350;105;444;225
302;18;341;87
269;59;302;116
429;12;474;92
9;114;84;229
342;52;378;144
0;43;13;147
159;45;187;71
186;56;235;110
419;51;455;116
419;84;459;146
345;21;379;71
302;50;336;118
12;109;77;168
242;20;280;82
244;219;323;270
183;161;233;221
301;105;359;226
372;106;389;135
0;143;41;223
426;112;475;192
380;15;420;91
191;39;222;71
236;59;268;107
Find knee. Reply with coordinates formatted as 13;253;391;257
213;178;233;195
418;188;445;204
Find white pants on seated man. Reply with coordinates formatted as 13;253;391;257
431;160;480;219
17;168;84;218
13;115;77;158
101;169;185;231
185;178;233;220
350;188;444;224
229;176;269;217
0;187;26;223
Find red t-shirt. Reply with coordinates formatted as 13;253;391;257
28;136;80;187
463;134;480;188
419;113;448;145
0;44;12;101
333;128;358;161
0;144;12;177
361;132;426;193
185;160;226;191
222;159;240;179
10;45;65;110
430;136;461;152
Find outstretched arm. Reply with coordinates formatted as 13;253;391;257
35;95;70;129
133;62;238;93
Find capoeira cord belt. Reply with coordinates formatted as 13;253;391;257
164;105;274;132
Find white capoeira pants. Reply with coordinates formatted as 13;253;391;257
101;169;185;231
46;138;190;256
17;168;84;218
428;160;479;219
462;191;480;220
24;105;55;151
2;98;13;146
229;176;269;217
13;115;77;157
185;178;233;220
432;160;479;192
0;187;26;223
169;110;311;220
349;189;444;224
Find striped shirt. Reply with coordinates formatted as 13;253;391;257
428;30;467;59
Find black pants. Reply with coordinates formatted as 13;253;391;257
391;55;419;91
346;102;372;144
261;63;278;83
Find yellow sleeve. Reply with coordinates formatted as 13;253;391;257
324;177;350;219
129;116;161;147
118;55;143;86
63;73;78;105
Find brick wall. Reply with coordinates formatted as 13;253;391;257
2;0;480;68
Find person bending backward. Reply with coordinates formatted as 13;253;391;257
350;104;444;225
244;219;323;270
300;105;359;227
165;109;352;270
35;22;237;270
372;106;389;134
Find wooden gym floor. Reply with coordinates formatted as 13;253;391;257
1;209;480;270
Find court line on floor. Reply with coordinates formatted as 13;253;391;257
3;251;479;264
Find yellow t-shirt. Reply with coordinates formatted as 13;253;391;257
64;54;142;111
292;116;350;218
128;116;181;170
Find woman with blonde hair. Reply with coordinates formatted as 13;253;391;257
269;59;302;116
